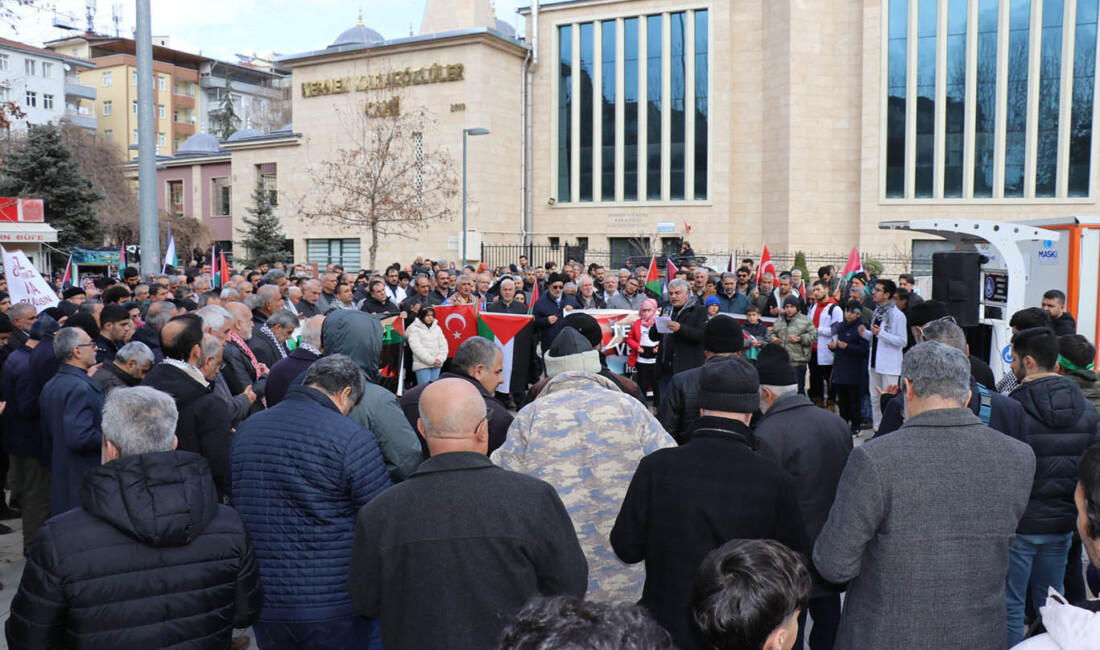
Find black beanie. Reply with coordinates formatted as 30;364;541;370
698;356;760;413
64;313;100;341
783;295;800;308
908;299;950;328
0;313;12;335
548;272;568;286
756;343;798;386
62;287;85;300
704;316;744;354
563;312;602;350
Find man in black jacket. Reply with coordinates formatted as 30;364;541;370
611;356;805;650
400;336;512;457
92;341;153;395
753;344;853;650
140;315;233;500
5;386;261;650
658;316;743;443
876;318;1028;442
349;378;587;650
649;278;707;399
486;278;527;314
94;304;133;364
249;309;295;369
130;300;173;365
222;302;266;406
1005;327;1100;647
360;280;403;318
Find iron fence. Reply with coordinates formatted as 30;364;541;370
482;243;920;277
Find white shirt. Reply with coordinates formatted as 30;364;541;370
385;283;406;305
809;301;842;365
860;303;907;375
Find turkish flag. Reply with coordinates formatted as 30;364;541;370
433;304;477;357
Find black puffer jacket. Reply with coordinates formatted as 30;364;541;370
1010;375;1100;534
5;451;262;650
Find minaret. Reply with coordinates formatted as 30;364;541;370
420;0;494;35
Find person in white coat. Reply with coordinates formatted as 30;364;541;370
860;278;907;432
807;280;842;409
1014;445;1100;649
407;307;448;385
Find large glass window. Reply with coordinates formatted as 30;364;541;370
887;0;908;197
558;25;573;203
1070;0;1098;196
945;0;968;197
601;21;616;201
579;23;595;202
974;0;999;196
1005;0;1031;197
695;9;708;200
646;15;662;199
307;239;360;268
624;18;639;200
1036;0;1064;196
915;0;937;197
670;12;687;200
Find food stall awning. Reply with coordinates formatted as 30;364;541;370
0;222;59;243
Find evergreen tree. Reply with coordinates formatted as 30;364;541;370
0;124;104;249
792;251;809;279
238;181;290;265
211;84;240;141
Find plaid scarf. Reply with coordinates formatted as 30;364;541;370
228;331;264;378
260;324;288;361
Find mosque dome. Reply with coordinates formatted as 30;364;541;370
330;13;384;48
175;132;222;156
495;19;516;38
225;128;264;142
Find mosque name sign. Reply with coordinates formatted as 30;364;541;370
301;63;465;98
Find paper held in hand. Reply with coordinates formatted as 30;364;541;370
2;246;59;311
655;316;674;334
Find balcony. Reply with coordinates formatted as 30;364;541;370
63;110;97;130
63;80;96;101
173;122;195;136
172;93;195;108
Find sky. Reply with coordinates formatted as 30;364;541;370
0;0;530;62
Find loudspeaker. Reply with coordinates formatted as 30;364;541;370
932;251;981;327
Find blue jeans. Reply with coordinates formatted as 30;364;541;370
1006;532;1072;648
415;366;441;385
253;616;381;650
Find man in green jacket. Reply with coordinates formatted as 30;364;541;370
768;296;816;394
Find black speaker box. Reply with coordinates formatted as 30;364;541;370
931;251;981;327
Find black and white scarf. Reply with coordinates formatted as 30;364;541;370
260;324;288;360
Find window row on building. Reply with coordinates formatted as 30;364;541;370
5;57;55;78
886;0;1100;199
555;8;709;204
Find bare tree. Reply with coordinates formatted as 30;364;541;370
299;92;459;270
57;123;137;243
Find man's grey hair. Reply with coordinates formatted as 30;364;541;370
116;341;153;368
202;335;222;360
261;269;286;284
145;301;176;331
54;327;87;362
499;278;515;290
257;284;281;310
177;285;194;298
901;341;971;405
304;354;365;406
102;387;178;457
78;299;103;315
694;268;709;278
266;309;298;331
453;336;499;375
762;384;798;398
720;272;737;281
304;279;321;291
8;302;35;320
155;274;170;284
668;278;690;292
763;272;775;282
301;316;324;348
919;319;967;354
220;288;240;301
196;305;232;334
243;294;259;310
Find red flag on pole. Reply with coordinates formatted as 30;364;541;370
527;280;539;315
756;245;776;284
841;245;864;281
220;250;230;288
61;254;73;286
433;304;478;357
666;258;678;281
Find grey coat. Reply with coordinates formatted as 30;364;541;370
813;407;1035;650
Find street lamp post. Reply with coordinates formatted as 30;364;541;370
462;127;490;268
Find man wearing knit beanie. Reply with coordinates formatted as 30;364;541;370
658;316;745;443
612;355;805;650
754;342;853;650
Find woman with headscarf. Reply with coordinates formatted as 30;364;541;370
626;298;661;405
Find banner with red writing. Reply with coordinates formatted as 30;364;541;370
2;246;58;311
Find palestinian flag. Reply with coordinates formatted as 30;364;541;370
527;280;539;314
60;254;73;287
477;312;534;394
434;304;478;357
378;315;407;394
644;256;661;296
667;258;678;281
211;245;220;289
841;245;864;281
219;250;231;288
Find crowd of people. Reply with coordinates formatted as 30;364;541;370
0;251;1095;650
